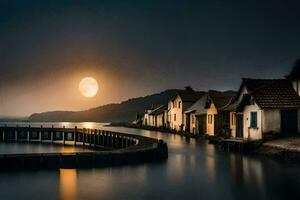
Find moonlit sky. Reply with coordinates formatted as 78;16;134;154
1;0;300;117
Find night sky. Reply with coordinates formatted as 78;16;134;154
1;0;300;117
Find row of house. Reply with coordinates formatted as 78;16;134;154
142;62;300;141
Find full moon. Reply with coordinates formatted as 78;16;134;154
79;77;99;98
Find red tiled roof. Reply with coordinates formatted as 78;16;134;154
245;79;300;109
208;90;237;109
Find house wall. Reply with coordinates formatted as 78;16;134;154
168;96;183;131
143;113;149;126
149;115;155;126
156;113;164;127
229;85;250;138
183;113;187;131
243;103;262;140
164;110;168;127
207;103;217;136
262;109;281;133
230;112;236;138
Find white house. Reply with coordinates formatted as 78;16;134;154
168;89;204;131
148;105;167;128
184;93;208;134
226;78;300;141
184;91;236;135
143;105;161;127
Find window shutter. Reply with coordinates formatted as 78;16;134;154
250;112;257;127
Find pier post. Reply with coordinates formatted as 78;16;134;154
103;131;106;147
51;125;54;143
107;131;110;147
121;136;123;148
83;128;86;147
15;124;18;141
94;129;96;147
88;129;91;147
40;125;43;142
90;129;92;147
100;130;104;146
115;134;118;148
3;124;6;141
111;133;114;148
74;126;77;146
97;130;100;146
63;126;65;146
28;125;31;142
109;132;112;147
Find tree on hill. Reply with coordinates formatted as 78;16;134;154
184;86;194;91
287;59;300;80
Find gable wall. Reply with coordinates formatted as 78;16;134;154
168;95;184;131
243;103;262;140
156;113;164;127
230;112;236;138
207;103;218;135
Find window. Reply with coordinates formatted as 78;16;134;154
191;115;195;124
231;113;236;126
178;101;181;108
174;114;176;121
250;112;257;128
208;114;213;124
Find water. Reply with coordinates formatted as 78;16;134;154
0;143;95;154
0;122;300;200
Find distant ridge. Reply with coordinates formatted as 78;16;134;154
29;89;183;122
28;89;236;123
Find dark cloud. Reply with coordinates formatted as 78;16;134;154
1;0;300;116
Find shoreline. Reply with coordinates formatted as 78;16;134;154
250;138;300;163
107;122;204;139
251;146;300;163
109;123;300;162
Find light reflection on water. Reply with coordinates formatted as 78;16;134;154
0;122;300;200
60;169;77;200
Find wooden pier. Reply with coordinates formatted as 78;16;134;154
219;138;250;152
0;125;168;171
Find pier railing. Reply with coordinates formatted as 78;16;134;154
0;126;168;170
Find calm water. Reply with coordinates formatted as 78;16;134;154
0;122;300;200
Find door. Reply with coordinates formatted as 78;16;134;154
281;110;298;134
236;114;243;138
214;114;218;135
198;114;207;134
186;114;190;132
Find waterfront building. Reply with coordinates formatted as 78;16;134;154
167;88;204;131
142;105;161;126
148;105;167;128
184;93;208;134
226;78;300;140
184;91;236;135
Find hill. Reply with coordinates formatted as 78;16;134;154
29;89;183;122
28;89;237;123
